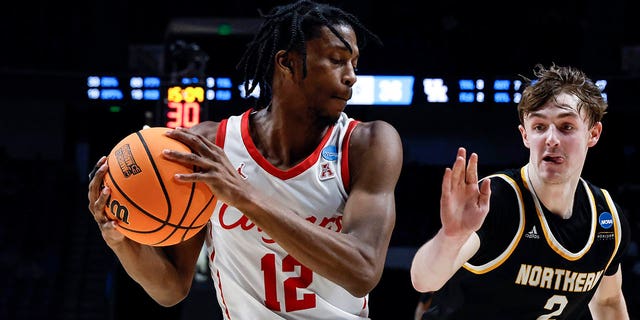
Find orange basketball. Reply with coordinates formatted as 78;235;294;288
103;127;215;246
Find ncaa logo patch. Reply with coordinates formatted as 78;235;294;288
321;145;338;161
598;212;613;229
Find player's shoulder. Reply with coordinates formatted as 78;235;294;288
348;119;402;163
484;168;520;183
489;168;520;179
484;168;523;196
347;119;402;177
350;119;400;145
578;176;604;192
578;177;618;208
345;119;402;189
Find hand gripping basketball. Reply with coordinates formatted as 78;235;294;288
103;127;216;246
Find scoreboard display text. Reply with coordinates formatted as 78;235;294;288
166;85;204;128
86;74;608;127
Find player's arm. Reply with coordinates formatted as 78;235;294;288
249;120;402;297
108;230;204;306
164;120;402;297
330;120;403;295
410;148;491;293
87;132;210;307
588;267;630;320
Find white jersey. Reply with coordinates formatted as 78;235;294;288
204;110;369;319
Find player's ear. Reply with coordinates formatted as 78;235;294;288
518;124;530;149
275;50;294;74
587;121;602;147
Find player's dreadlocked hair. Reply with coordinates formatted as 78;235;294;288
236;0;382;109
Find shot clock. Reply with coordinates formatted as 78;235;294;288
165;84;204;129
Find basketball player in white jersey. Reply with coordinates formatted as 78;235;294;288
88;1;402;319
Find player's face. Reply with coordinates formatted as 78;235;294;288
518;92;602;184
296;24;359;125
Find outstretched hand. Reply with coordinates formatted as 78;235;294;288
439;147;491;238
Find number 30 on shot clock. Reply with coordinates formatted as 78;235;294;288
166;85;204;128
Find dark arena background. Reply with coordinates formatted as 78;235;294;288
1;0;639;319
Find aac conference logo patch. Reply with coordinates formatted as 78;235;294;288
598;212;613;229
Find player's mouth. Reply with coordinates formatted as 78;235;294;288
333;90;352;101
543;155;564;164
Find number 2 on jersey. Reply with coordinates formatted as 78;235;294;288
537;295;568;320
262;253;316;312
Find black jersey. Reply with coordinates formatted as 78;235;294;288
425;166;630;320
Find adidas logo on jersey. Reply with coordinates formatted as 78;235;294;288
525;226;540;239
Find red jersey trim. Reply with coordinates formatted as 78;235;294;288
215;269;232;319
340;120;359;193
240;109;336;180
216;119;228;148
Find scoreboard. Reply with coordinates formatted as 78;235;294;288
87;75;235;128
81;70;634;168
86;73;609;128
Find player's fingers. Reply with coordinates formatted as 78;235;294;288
88;157;107;190
174;171;208;183
162;149;211;169
89;156;107;180
466;153;479;185
88;158;108;215
478;178;492;208
166;127;218;156
450;147;466;186
93;186;111;224
164;127;197;149
441;167;453;200
441;167;452;191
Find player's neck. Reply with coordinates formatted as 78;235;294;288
526;164;577;219
250;107;326;168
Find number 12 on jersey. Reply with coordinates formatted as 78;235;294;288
261;253;316;312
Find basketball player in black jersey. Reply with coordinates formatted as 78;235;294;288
410;64;631;319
